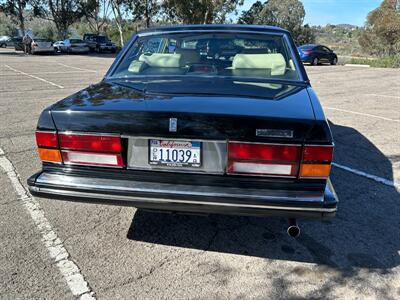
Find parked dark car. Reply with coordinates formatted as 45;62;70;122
298;44;338;65
10;37;24;51
83;34;117;53
28;25;338;236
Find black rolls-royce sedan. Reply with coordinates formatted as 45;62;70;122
28;25;338;236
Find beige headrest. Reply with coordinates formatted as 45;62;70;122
232;53;286;76
139;53;183;68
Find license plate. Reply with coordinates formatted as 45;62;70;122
149;139;201;167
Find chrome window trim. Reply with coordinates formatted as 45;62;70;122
106;29;305;81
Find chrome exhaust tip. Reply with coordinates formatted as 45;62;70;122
287;218;300;238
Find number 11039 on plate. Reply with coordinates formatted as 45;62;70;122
149;139;201;168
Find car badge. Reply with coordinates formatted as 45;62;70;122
169;118;177;132
256;129;293;138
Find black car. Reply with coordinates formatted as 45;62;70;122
298;44;338;66
28;25;338;237
83;34;117;53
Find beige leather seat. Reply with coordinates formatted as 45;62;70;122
232;53;286;76
139;53;183;67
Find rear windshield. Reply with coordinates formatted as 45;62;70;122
111;32;300;81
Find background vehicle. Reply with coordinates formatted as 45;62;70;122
0;36;11;47
298;44;338;65
29;25;338;236
53;40;64;52
83;34;117;53
31;38;54;54
9;37;24;51
60;39;89;54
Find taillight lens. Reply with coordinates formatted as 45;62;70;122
36;131;62;163
303;50;313;54
227;142;301;176
35;131;124;168
59;133;123;168
61;151;123;167
36;131;58;148
300;145;333;178
58;133;121;153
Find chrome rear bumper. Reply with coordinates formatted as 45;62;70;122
28;171;338;219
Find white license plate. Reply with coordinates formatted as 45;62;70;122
149;139;201;167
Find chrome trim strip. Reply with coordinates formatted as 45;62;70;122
229;141;301;146
283;34;304;81
58;131;121;137
137;30;284;38
36;173;322;202
30;187;336;213
121;135;226;143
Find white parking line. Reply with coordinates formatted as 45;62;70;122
332;162;400;189
325;107;400;123
364;93;400;99
57;63;97;73
0;149;95;300
4;64;64;89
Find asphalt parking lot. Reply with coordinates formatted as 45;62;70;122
0;49;399;299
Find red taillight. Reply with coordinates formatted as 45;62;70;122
302;145;333;162
36;131;58;148
227;142;301;176
303;50;313;54
35;131;124;168
58;133;121;153
229;143;300;162
300;145;333;178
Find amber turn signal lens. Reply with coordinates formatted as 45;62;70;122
300;164;331;178
38;148;62;163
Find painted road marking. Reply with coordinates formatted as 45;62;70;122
57;63;97;73
364;94;400;99
4;64;64;89
0;149;95;300
332;162;400;189
325;107;400;123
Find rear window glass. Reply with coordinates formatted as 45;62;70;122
111;32;300;81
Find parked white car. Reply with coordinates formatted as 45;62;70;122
53;40;64;52
61;39;90;54
31;38;54;54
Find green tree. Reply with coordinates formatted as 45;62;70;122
82;0;111;34
163;0;243;24
0;0;31;35
33;0;89;39
238;0;263;24
359;0;400;55
128;0;159;28
237;0;315;44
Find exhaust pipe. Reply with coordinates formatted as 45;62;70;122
287;218;300;238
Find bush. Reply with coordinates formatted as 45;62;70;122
349;55;400;68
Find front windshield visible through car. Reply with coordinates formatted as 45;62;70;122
111;32;300;81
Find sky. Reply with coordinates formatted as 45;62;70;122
237;0;383;26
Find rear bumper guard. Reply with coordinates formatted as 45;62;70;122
27;172;338;219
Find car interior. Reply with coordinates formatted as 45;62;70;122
114;33;299;80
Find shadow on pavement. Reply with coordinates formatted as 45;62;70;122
127;121;399;272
